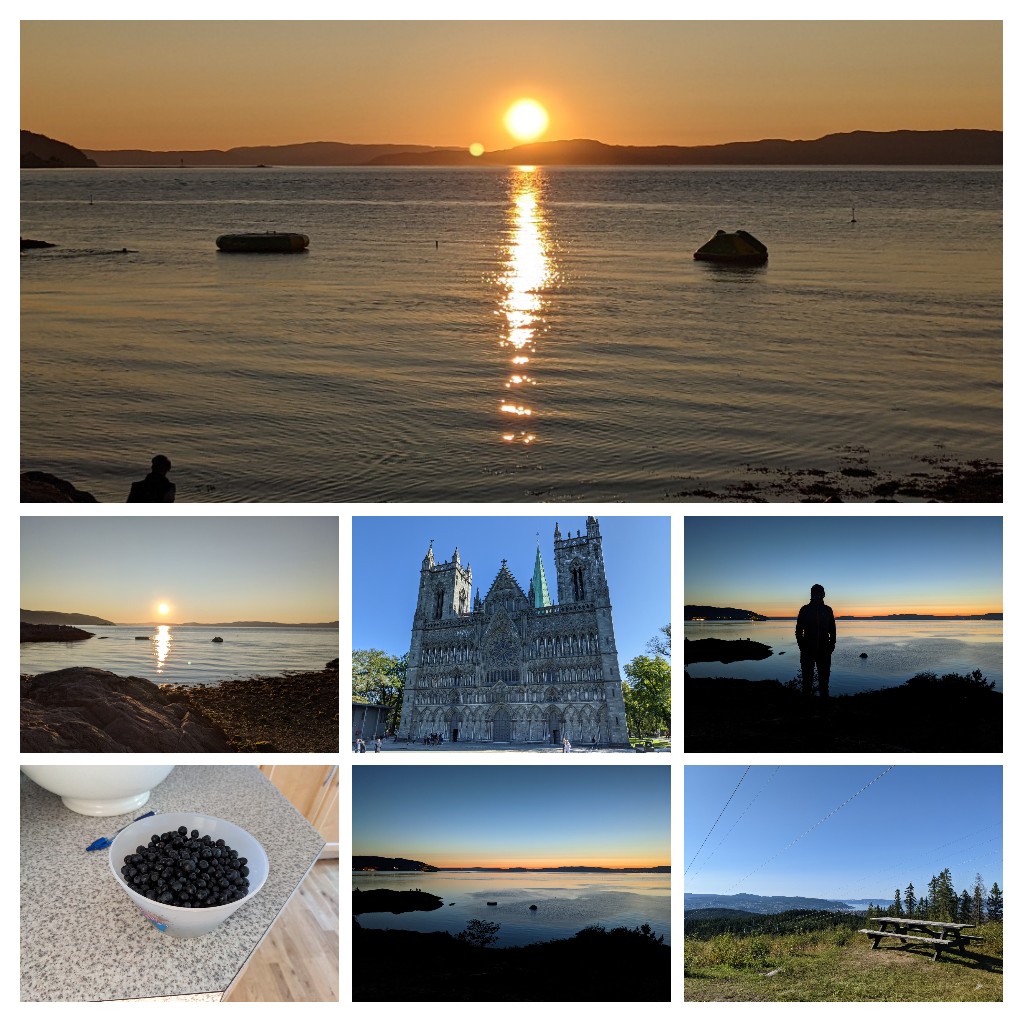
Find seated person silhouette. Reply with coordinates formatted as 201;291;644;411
796;583;836;698
127;454;176;503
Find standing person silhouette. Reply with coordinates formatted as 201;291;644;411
127;455;176;503
796;584;836;698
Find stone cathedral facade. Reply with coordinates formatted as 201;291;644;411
397;517;630;746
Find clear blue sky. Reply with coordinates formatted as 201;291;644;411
352;515;670;671
353;764;670;868
685;765;1002;901
684;516;1001;617
21;516;338;623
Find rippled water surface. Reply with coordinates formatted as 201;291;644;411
353;870;670;946
20;624;338;685
684;619;1002;694
21;167;1001;502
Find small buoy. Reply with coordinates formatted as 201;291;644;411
859;652;868;658
529;904;538;911
851;207;857;223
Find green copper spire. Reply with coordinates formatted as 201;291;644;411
531;538;552;608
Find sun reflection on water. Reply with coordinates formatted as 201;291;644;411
154;624;171;673
496;166;555;444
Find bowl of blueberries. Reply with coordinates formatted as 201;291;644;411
108;812;269;936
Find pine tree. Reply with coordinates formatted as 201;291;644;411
986;882;1003;922
892;888;904;916
904;881;916;918
934;868;958;921
959;889;972;922
973;873;986;925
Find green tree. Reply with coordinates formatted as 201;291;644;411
352;649;407;733
972;873;986;925
457;919;501;948
904;881;916;918
646;625;671;660
986;882;1003;922
622;653;671;738
891;888;904;917
958;889;972;922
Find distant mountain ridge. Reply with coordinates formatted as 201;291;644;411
20;609;114;625
21;130;96;168
685;892;853;913
176;620;339;627
686;605;766;621
75;129;1002;167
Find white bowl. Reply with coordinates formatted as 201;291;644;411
21;765;174;816
108;812;269;937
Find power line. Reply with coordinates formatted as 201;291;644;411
729;765;895;889
688;766;782;880
685;766;750;874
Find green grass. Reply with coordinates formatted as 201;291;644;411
685;923;1002;1001
629;737;671;749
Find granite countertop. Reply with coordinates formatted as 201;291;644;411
20;764;325;1001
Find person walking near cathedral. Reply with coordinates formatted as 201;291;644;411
795;584;837;699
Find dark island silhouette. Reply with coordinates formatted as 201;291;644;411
71;129;1002;168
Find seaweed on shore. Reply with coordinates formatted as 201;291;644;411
668;456;1001;503
160;664;339;753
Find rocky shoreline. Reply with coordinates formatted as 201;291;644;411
20;623;95;643
160;659;339;753
21;660;339;753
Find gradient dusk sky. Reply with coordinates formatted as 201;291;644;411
20;20;1001;152
685;765;1001;900
354;764;670;868
352;515;670;669
20;516;339;623
684;516;1001;617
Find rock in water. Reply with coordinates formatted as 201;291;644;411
20;623;95;643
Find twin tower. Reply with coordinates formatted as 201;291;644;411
397;517;630;746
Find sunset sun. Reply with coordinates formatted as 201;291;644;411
157;602;170;616
504;99;549;142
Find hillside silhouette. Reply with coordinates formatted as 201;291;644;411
72;129;1002;167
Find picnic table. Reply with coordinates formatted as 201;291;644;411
859;917;984;961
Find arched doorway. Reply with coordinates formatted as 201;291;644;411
492;707;511;742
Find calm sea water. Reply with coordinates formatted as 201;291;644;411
19;624;338;685
22;167;1000;502
353;870;670;947
684;619;1002;694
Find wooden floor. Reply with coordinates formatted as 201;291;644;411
226;859;339;1002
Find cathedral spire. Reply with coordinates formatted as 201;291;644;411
422;539;435;569
531;541;552;608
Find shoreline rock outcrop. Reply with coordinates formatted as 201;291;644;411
21;667;234;753
683;637;774;664
21;471;97;503
20;623;95;643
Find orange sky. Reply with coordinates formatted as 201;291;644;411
21;20;1002;152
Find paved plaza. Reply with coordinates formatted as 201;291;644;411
352;740;669;754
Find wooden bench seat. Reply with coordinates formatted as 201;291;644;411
859;928;983;961
859;929;952;945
